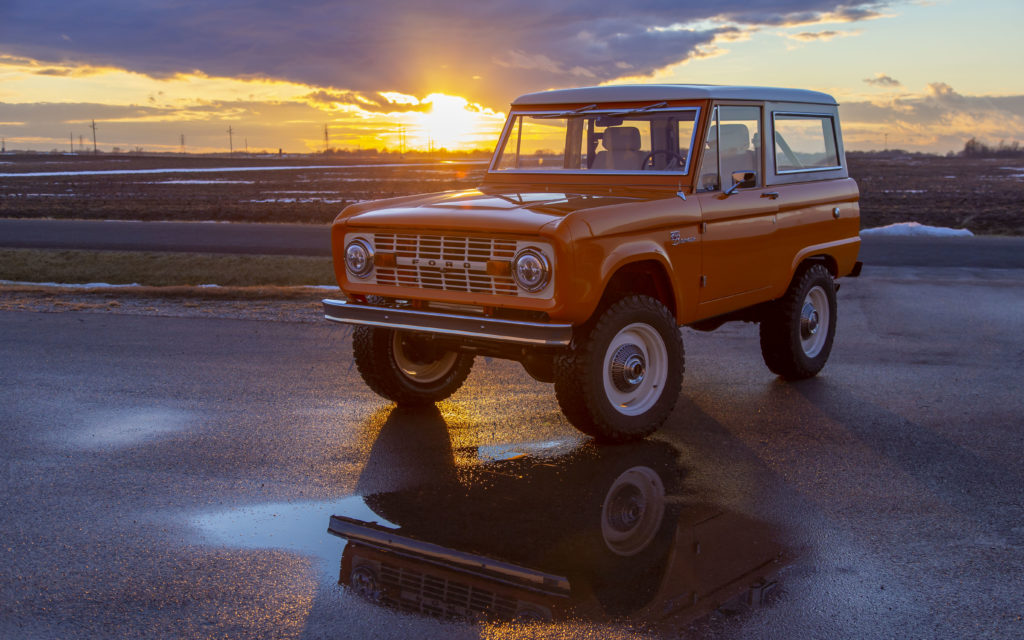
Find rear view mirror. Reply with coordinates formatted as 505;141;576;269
595;116;624;127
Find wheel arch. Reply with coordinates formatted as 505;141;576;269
791;253;838;282
596;257;678;324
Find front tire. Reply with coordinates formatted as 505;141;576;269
554;296;684;443
353;326;473;405
759;263;837;379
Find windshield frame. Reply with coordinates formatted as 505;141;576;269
488;106;702;177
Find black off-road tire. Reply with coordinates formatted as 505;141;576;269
759;263;837;380
554;296;684;443
352;326;473;405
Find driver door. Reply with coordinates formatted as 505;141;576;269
696;105;779;308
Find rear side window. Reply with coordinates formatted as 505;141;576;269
773;113;840;173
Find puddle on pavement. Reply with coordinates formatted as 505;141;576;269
193;496;397;569
192;406;791;627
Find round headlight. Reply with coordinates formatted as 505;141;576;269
344;238;374;278
512;247;550;292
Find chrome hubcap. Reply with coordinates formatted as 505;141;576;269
800;302;819;339
610;344;646;392
602;323;670;417
799;285;830;358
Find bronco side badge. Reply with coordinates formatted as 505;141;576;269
670;231;696;245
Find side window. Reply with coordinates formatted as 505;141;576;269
697;106;762;191
773;114;840;172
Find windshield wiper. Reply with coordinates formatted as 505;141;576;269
536;104;599;119
607;102;669;116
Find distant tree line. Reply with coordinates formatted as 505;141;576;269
322;147;492;159
962;138;1024;158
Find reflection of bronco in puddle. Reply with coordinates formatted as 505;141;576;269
328;406;787;625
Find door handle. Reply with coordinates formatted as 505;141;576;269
761;192;779;200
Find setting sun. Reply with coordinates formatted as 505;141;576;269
412;93;503;151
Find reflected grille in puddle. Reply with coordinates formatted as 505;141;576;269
381;562;517;618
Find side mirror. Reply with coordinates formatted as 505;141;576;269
724;171;757;195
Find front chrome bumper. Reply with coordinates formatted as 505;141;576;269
322;299;573;346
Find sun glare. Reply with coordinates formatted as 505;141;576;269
413;93;503;151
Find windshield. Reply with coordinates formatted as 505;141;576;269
491;107;699;174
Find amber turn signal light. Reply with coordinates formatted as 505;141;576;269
486;260;512;277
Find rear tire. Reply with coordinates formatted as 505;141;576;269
554;296;684;443
759;264;837;379
353;326;473;405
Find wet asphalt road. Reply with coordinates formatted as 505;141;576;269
2;264;1023;638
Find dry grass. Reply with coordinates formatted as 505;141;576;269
0;249;336;287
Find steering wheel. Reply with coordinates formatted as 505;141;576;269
640;150;685;170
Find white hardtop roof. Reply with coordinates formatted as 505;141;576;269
512;84;837;106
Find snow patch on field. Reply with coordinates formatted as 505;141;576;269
861;222;973;237
1;192;76;197
140;179;256;185
1;280;143;288
244;197;345;204
1;279;339;290
0;160;487;179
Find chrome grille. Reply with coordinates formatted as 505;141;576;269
379;562;518;619
373;233;518;296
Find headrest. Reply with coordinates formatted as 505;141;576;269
713;124;750;152
602;127;641;152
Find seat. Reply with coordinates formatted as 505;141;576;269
591;126;646;170
717;124;756;187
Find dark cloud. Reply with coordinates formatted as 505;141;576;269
304;91;431;113
864;73;901;87
790;30;846;40
1;1;894;106
842;82;1024;125
839;82;1024;151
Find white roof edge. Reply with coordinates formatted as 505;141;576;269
512;84;837;106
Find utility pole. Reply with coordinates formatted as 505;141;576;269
90;119;98;154
244;138;248;154
180;134;185;154
324;124;329;153
884;133;888;151
78;135;83;152
70;132;74;153
1;137;5;153
227;126;234;154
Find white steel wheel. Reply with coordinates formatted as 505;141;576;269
391;332;459;384
800;285;830;358
601;323;669;417
553;295;684;443
759;263;837;380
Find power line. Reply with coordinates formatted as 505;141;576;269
90;119;98;154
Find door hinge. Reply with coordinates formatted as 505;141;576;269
700;275;707;288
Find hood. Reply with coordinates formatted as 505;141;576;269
342;188;649;235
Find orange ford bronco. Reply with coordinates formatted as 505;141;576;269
324;85;862;442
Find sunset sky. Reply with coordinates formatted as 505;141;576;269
1;0;1021;154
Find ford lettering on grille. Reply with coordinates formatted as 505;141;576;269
374;233;518;295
